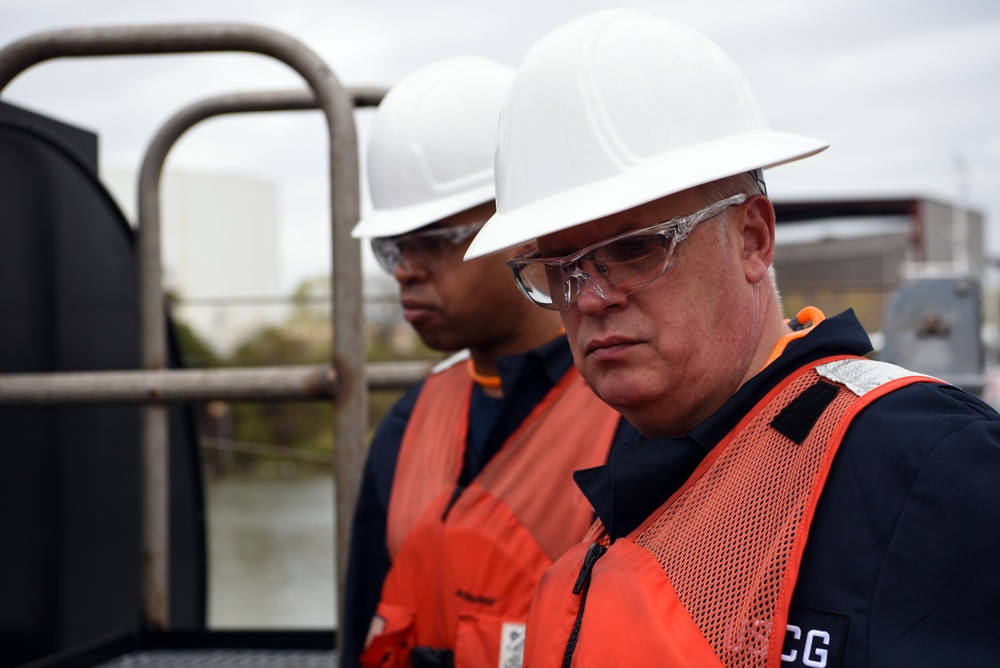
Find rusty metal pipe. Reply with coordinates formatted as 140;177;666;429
0;366;337;404
0;360;431;404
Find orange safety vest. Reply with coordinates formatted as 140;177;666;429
361;358;622;668
524;356;941;668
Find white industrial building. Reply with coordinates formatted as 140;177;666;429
103;169;286;356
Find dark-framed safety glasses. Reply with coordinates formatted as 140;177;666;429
507;193;748;311
371;220;486;274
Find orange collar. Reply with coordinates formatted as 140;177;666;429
762;306;825;370
467;359;502;389
465;329;564;390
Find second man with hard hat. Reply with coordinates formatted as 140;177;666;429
343;56;636;668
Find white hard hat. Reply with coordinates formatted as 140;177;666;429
351;56;515;239
465;10;828;258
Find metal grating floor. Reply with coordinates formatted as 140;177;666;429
93;650;337;667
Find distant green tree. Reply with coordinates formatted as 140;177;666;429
225;322;333;463
187;275;461;474
170;313;220;368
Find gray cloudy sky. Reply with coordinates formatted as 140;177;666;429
2;0;999;293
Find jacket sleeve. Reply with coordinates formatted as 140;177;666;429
868;388;1000;665
341;383;422;668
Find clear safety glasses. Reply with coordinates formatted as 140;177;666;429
507;193;748;311
371;221;486;273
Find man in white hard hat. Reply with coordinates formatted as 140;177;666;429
343;56;637;668
466;10;1000;667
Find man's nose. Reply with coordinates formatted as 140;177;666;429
572;267;626;316
393;251;429;282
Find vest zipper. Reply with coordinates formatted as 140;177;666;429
562;542;607;667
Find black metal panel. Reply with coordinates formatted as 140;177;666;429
0;101;205;668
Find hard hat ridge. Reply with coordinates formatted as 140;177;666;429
352;56;516;239
465;9;827;259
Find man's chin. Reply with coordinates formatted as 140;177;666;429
414;329;463;354
589;375;655;416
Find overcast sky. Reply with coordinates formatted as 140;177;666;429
2;0;999;295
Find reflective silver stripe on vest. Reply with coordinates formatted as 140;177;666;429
815;358;940;397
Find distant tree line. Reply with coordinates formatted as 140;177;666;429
171;277;439;477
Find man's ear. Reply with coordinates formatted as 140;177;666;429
739;195;776;284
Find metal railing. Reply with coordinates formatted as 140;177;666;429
0;360;432;404
0;25;404;657
132;83;386;639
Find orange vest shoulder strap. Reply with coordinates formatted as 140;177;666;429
386;361;471;559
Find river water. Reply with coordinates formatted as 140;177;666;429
205;473;337;629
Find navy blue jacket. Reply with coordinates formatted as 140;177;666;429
574;310;1000;666
342;335;638;667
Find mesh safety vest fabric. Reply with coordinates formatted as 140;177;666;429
361;361;621;668
524;356;941;668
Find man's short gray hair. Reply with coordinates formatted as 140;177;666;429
700;171;765;201
698;172;783;312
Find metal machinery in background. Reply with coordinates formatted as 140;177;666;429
880;277;987;397
0;23;427;668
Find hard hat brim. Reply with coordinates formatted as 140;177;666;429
352;182;495;239
465;130;827;259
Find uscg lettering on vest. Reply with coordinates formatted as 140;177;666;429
780;606;849;668
723;606;847;666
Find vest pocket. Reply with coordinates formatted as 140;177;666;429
360;602;416;668
455;612;526;668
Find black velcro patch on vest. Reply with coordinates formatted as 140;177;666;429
770;379;839;445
